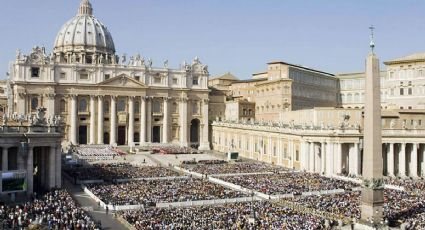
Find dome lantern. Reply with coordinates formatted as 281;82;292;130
78;0;93;16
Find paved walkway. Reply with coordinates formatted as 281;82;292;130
63;179;128;230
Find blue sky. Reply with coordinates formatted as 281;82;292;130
0;0;424;79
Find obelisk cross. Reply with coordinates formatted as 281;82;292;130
369;25;375;53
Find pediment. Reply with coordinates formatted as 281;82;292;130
98;75;147;88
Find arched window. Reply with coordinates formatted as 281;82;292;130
79;99;87;112
31;97;38;111
117;99;126;112
60;99;67;112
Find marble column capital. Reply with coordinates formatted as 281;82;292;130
97;95;105;100
44;93;56;99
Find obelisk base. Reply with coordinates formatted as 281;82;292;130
360;188;384;225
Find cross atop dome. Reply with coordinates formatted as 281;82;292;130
78;0;93;16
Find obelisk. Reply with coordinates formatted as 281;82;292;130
360;26;384;226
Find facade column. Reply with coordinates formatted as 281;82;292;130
162;97;169;144
97;96;104;144
46;93;56;117
300;141;306;170
70;95;78;144
410;143;418;178
146;97;152;142
89;96;96;144
199;99;210;150
399;143;406;177
2;147;8;171
110;96;117;146
309;142;315;172
27;147;34;196
128;96;135;146
315;144;321;173
140;97;147;143
387;143;395;177
179;97;188;147
321;142;326;174
422;145;425;177
49;146;56;189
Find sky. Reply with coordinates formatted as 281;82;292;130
0;0;424;79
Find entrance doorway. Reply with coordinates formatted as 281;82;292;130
79;126;87;145
190;119;200;148
118;126;126;145
103;132;110;145
152;126;161;143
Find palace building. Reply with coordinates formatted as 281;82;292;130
7;0;210;150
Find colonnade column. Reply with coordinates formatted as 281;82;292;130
387;143;394;176
2;147;8;171
399;143;406;177
335;142;342;174
300;141;306;170
55;146;61;187
110;96;117;146
140;97;147;143
70;95;78;144
410;143;418;178
354;142;361;176
89;96;96;144
27;147;34;196
128;96;135;146
97;96;104;144
179;97;188;147
49;146;56;189
309;142;315;172
326;142;334;175
162;97;169;144
199;99;211;150
321;142;326;174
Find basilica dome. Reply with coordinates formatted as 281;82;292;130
53;0;115;59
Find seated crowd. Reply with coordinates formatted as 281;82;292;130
74;146;121;160
220;172;358;195
151;145;198;155
64;163;179;181
183;162;285;175
0;190;100;230
86;178;245;206
284;189;425;228
119;201;333;230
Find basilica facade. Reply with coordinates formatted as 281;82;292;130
8;0;210;150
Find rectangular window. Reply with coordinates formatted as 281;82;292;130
173;78;178;85
419;120;422;126
135;76;140;81
60;72;66;79
193;77;199;85
31;67;40;78
79;73;89;80
400;88;404;96
408;88;412;95
105;74;110;80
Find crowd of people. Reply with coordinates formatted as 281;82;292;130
151;145;198;154
183;162;285;175
86;178;245;206
119;201;333;229
74;146;122;161
64;163;180;181
220;172;358;195
283;189;425;228
0;189;100;230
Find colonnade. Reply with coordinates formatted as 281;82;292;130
0;145;61;196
